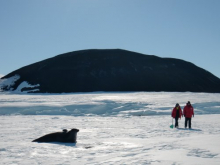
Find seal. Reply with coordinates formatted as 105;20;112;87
32;128;79;143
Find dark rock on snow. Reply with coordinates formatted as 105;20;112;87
1;49;220;93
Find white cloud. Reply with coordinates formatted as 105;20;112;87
0;74;4;78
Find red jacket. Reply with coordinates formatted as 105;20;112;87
172;106;183;118
183;105;194;118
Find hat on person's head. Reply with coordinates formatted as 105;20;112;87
176;103;179;107
187;101;191;105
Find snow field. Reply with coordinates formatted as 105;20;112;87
1;115;220;165
0;92;220;116
0;92;220;164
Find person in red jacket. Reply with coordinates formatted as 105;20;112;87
171;103;183;128
183;101;194;129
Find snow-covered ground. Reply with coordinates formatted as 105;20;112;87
0;92;220;116
0;92;220;164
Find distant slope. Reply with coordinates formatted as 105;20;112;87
1;49;220;93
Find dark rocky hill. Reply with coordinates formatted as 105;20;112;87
1;49;220;93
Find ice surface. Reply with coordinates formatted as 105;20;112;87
0;92;219;116
0;92;220;164
1;115;220;164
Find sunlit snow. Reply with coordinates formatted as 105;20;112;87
0;92;219;116
0;92;220;164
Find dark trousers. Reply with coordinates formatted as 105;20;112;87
175;117;179;128
185;118;192;128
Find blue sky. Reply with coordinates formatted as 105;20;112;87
0;0;220;78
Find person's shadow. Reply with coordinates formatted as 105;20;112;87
177;128;202;131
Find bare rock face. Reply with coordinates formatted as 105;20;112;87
1;49;220;93
32;129;79;143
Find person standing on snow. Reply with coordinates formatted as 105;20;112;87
171;103;183;128
183;101;194;129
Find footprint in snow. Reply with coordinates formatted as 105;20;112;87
188;148;218;158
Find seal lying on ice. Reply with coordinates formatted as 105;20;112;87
32;128;79;143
